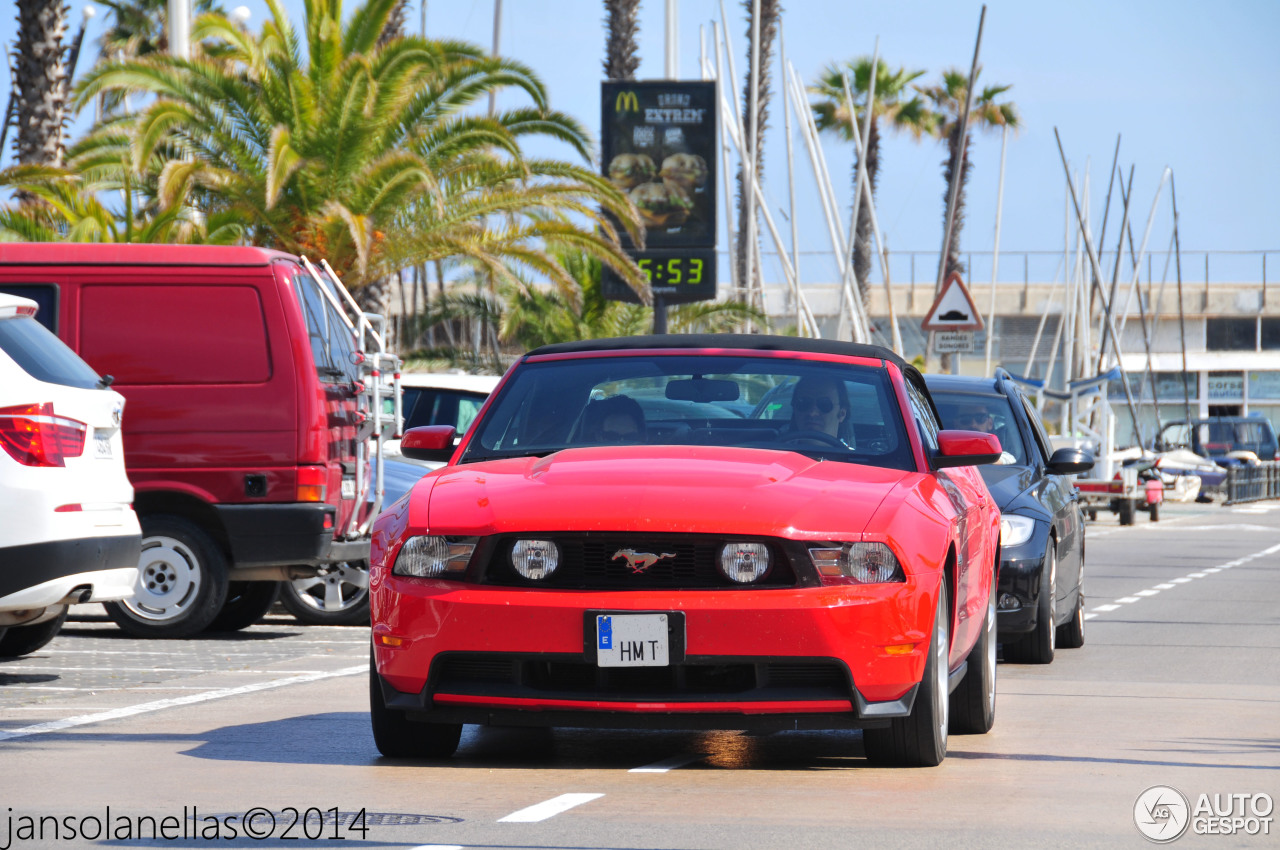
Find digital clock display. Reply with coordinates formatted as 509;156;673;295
601;249;717;305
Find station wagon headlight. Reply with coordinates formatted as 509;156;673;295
1000;515;1036;548
808;542;905;584
718;542;771;583
393;536;474;578
512;539;559;580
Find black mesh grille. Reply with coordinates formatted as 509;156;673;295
432;653;850;702
480;534;797;589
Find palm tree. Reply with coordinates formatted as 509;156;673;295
916;67;1018;280
603;0;641;81
12;0;70;171
734;0;781;304
810;57;933;306
96;0;225;60
71;0;646;306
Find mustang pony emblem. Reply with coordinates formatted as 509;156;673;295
612;549;677;574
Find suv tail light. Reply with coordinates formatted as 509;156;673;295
0;403;87;467
297;465;328;502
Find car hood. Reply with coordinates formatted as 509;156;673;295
414;445;912;538
977;463;1039;510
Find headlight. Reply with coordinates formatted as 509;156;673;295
392;536;475;578
1000;515;1037;548
512;539;559;580
718;542;771;583
808;542;905;584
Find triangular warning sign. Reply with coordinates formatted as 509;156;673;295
921;272;984;331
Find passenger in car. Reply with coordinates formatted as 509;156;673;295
582;395;646;444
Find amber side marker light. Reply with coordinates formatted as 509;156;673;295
883;644;917;655
375;634;404;647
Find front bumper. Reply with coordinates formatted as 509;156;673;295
995;542;1047;636
371;575;939;729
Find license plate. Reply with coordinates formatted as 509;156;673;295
94;432;112;458
341;477;356;499
595;613;670;667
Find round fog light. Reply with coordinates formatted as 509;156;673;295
718;542;771;583
512;539;559;580
998;593;1021;611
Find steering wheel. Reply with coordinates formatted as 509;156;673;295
779;430;847;449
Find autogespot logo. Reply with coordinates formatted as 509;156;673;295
1135;785;1191;843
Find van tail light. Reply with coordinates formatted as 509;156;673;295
297;465;328;502
0;403;87;467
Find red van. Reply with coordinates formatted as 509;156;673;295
0;244;398;637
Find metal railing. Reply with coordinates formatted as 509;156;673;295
1223;462;1280;505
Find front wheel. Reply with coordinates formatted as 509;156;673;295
369;654;462;758
863;582;950;767
949;574;996;734
280;562;370;625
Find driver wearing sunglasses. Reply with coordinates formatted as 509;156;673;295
788;376;850;442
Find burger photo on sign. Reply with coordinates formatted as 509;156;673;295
629;181;694;228
607;153;657;190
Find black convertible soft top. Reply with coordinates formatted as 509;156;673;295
528;334;913;375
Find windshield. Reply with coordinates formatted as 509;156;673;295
931;390;1029;465
461;354;915;471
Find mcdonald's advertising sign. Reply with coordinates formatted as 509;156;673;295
601;81;717;303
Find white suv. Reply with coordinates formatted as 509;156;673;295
0;294;141;656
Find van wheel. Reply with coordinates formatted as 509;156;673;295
0;607;69;657
207;581;279;632
105;515;229;638
280;562;370;625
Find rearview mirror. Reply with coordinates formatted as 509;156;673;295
933;430;1002;469
1046;446;1094;475
665;378;740;403
400;425;457;463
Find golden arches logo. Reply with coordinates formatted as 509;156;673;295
615;91;640;113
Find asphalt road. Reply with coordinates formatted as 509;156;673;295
1;501;1277;849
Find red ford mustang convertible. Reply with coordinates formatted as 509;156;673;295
369;336;1001;766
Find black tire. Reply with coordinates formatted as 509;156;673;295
369;654;462;758
1118;498;1136;526
0;607;69;657
949;572;996;734
1086;508;1098;521
864;582;949;767
280;562;370;626
206;581;279;632
104;515;229;638
1004;541;1056;664
1057;585;1086;649
1148;500;1160;522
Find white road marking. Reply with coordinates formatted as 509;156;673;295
630;754;705;773
0;665;364;742
1085;540;1280;624
409;846;464;850
498;793;604;823
8;666;340;674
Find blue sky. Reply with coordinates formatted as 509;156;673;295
4;0;1277;283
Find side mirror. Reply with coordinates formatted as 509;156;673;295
933;430;1002;469
400;425;457;463
1046;446;1094;475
